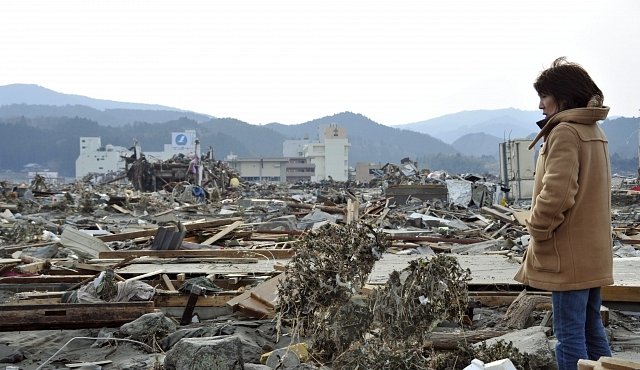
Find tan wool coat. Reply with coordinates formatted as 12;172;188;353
514;105;614;291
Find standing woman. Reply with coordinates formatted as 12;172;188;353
514;57;613;370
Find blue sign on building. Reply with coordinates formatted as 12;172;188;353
175;134;188;146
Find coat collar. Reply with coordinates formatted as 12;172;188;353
528;106;610;150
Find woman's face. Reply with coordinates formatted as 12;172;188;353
538;94;559;117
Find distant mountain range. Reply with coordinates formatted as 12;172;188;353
394;108;543;144
0;84;638;176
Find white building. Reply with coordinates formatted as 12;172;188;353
282;124;350;182
75;130;198;179
306;124;349;182
282;138;312;157
226;155;315;183
75;137;129;179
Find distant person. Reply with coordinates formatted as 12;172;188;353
514;57;613;370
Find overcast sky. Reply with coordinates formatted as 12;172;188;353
1;1;639;125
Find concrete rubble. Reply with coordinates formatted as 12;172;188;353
1;160;640;369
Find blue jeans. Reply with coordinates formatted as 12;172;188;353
552;288;611;370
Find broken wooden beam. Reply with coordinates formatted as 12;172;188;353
0;302;156;331
481;206;516;224
201;220;244;245
98;249;294;259
424;328;512;350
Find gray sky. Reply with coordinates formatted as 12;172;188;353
1;1;639;125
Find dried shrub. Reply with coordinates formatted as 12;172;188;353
309;300;373;361
276;222;389;361
368;255;472;343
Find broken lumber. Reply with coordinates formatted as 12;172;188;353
0;302;156;331
98;249;294;259
154;291;239;307
201;220;244;245
481;206;516;224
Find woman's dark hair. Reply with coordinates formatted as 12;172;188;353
534;57;603;111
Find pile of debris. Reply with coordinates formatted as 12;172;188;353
1;167;640;369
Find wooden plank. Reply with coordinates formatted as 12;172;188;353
201;220;244;245
154;292;238;307
0;302;156;331
599;356;640;369
161;274;176;291
491;204;515;214
227;273;283;318
99;249;294;259
96;217;243;242
0;283;75;293
602;285;640;303
248;273;283;308
110;204;131;214
125;269;164;282
115;261;285;275
11;298;62;305
481;206;516;224
66;360;113;368
15;291;66;299
0;258;21;264
470;291;551;310
0;275;94;284
368;255;640;304
578;359;599;370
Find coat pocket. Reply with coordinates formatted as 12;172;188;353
531;236;560;273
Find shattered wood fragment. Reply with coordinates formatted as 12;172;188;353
500;290;551;329
161;274;176;291
201;220;244;245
